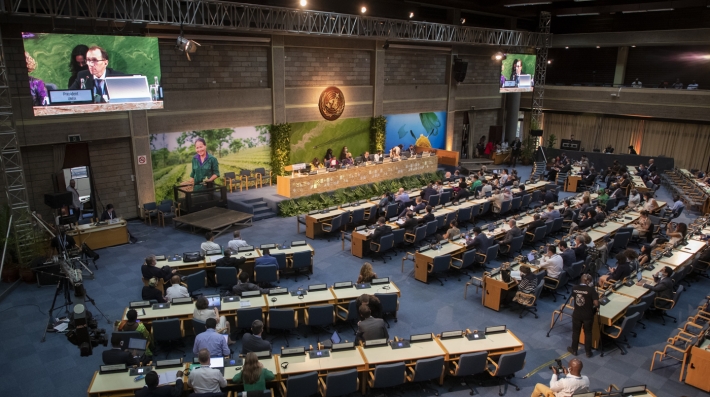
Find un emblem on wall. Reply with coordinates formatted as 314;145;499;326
318;87;345;121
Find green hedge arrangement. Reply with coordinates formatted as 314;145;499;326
277;171;444;217
269;123;291;181
370;116;386;153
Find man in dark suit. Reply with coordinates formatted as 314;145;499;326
544;188;558;205
647;159;656;173
100;203;118;221
418;206;435;225
215;250;245;270
231;272;269;296
638;266;674;308
241;319;272;354
467;227;490;252
141;256;176;283
527;213;546;232
370;217;392;243
499;219;521;254
102;334;141;366
558;241;576;269
356;304;388;344
68;46;125;102
135;370;183;397
573;235;587;262
401;211;419;233
400;196;425;217
421;182;438;202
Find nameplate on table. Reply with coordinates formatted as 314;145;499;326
332;341;356;351
440;330;464;339
309;350;330;359
410;333;433;343
364;338;388;348
49;89;92;104
485;325;507;334
99;364;127;374
171;297;192;305
281;346;306;357
308;284;327;292
130;300;151;308
371;277;389;285
333;281;353;289
155;358;183;368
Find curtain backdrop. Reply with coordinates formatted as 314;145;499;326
532;112;710;170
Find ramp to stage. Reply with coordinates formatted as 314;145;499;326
173;207;253;237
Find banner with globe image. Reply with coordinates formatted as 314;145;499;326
384;111;447;152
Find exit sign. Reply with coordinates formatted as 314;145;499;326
68;134;81;142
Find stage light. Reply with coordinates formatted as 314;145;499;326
596;46;600;48
631;45;636;47
176;27;201;61
460;17;466;24
361;6;367;13
547;60;552;64
299;0;307;6
565;46;569;49
409;12;414;18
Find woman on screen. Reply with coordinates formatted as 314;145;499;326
25;52;48;106
324;148;334;163
67;44;89;88
186;137;220;189
339;146;350;161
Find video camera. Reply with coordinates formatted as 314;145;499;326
65;301;108;356
549;358;565;374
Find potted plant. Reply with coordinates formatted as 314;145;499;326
530;118;543;138
547;134;557;149
520;135;537;165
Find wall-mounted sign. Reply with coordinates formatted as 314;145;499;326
137;155;147;165
318;86;345;121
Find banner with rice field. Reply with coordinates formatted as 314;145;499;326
150;126;270;203
384;111;447;152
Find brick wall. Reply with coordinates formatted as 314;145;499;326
284;47;371;87
459;55;500;85
89;139;138;219
384;51;447;86
22;145;55;221
159;43;269;90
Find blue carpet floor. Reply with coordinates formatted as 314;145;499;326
0;165;706;397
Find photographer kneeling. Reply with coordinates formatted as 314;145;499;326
531;358;589;397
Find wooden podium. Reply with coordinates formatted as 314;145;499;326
685;339;710;391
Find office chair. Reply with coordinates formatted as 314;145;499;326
290;251;312;281
268;308;299;347
652;285;684;325
518;280;545;319
369;362;407;392
255;263;279;286
280;371;318;397
600;312;641;356
318;368;359;397
486;350;526;396
448;351;488;395
427;255;452;286
236;307;263;335
321;213;345;241
370;234;394;263
543;271;569;302
335;299;358;334
186;270;208;298
305;304;334;341
151;318;185;358
215;267;238;292
406;356;445;396
374;293;398;327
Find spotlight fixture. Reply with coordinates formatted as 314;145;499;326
547;60;552;64
383;40;390;50
361;6;367;13
299;0;307;6
596;46;600;48
175;26;200;61
565;46;569;49
409;12;414;18
460;17;466;24
631;45;636;47
492;52;506;61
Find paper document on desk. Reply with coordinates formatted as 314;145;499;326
158;371;178;385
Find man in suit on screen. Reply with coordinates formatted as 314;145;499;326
68;46;125;102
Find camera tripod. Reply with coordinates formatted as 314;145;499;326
40;272;110;343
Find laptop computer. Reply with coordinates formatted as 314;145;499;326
209;356;225;375
330;331;341;344
205;295;221;309
105;76;153;103
128;338;147;356
517;74;532;88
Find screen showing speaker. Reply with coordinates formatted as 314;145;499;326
500;54;536;93
21;32;163;116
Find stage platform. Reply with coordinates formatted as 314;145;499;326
173;207;253;236
226;185;285;221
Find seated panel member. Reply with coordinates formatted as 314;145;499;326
356;304;388;344
371;217;392;243
102;333;141;366
68;46;126;101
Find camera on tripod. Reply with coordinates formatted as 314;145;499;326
549;359;565;374
65;302;108;356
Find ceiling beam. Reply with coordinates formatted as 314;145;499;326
552;28;710;47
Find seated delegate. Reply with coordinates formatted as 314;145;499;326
233;352;275;391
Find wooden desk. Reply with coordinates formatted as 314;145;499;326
277;156;438;198
267;289;335;310
685;338;710;392
613;283;649;301
657;250;694;269
482;276;516;312
565;175;581;192
330;282;401;304
436;330;524;361
412;242;466;283
305;210;346;239
492;151;510;165
122;295;269;327
87;366;179;397
275;348;367;377
68;219;129;249
360;339;447;392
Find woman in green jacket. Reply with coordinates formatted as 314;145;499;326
233;352;275;391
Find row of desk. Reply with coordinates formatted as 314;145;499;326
302;179;552;241
123;282;401;327
160;244;315;280
88;329;524;397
